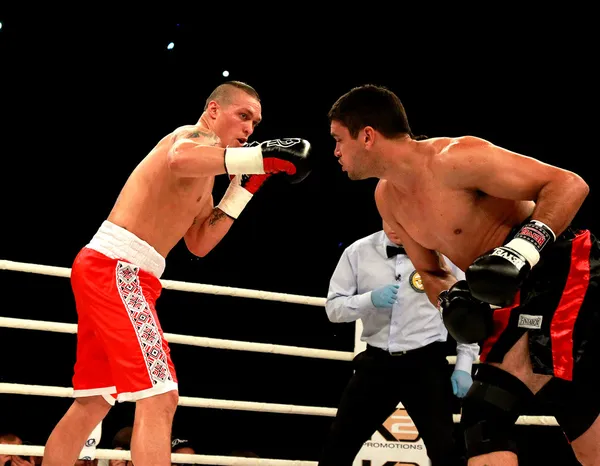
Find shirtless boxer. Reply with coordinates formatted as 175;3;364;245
42;81;311;466
328;84;599;465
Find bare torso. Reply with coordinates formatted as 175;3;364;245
107;127;215;258
380;137;535;271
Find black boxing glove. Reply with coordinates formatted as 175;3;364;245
466;220;556;307
224;138;312;184
438;280;494;344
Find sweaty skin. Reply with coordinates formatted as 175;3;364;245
108;126;221;258
107;86;263;260
368;135;587;304
332;105;591;466
375;139;536;272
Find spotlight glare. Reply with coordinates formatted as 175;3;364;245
0;22;3;30
222;70;230;77
167;42;175;50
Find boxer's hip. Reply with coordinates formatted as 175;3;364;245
83;220;166;279
482;227;600;381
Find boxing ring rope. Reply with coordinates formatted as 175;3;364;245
0;259;326;306
0;443;317;466
0;316;353;361
0;259;559;464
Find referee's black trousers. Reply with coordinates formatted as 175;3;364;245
318;342;464;466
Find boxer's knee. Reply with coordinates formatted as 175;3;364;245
73;395;113;417
537;378;600;464
136;389;179;421
461;364;533;459
571;414;600;466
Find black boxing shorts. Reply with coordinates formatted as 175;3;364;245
478;225;600;441
479;226;600;384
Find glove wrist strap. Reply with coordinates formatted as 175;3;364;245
514;220;556;249
224;146;265;175
506;220;556;267
216;179;253;219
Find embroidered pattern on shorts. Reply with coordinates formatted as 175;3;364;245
116;261;172;385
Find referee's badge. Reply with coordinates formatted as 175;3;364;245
409;270;425;293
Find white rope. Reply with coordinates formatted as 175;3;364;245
452;414;558;427
0;316;354;361
0;383;337;416
0;260;468;364
0;382;556;426
0;259;326;306
0;316;469;364
0;444;317;465
2;259;555;427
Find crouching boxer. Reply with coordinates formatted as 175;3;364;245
328;83;600;466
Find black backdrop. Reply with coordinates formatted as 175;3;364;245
0;8;597;465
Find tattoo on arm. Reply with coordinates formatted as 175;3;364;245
208;209;230;226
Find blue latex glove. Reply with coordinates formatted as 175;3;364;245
370;284;399;308
451;369;473;398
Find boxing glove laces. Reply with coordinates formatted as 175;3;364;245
466;219;556;307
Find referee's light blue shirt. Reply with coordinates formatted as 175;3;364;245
326;230;479;373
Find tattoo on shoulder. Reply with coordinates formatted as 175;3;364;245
173;125;220;146
209;209;230;225
187;128;220;146
188;129;209;138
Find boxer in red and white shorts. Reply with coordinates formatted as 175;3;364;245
42;80;312;466
71;220;177;404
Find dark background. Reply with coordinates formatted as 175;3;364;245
0;8;597;465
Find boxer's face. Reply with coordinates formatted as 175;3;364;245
212;90;262;148
330;121;370;180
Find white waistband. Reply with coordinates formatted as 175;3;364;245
86;221;166;279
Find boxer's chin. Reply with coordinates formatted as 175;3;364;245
347;170;364;181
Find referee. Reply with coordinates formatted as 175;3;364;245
319;221;479;466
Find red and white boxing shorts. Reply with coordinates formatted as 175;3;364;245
70;220;177;404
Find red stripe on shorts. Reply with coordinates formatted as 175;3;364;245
551;231;591;381
479;292;521;362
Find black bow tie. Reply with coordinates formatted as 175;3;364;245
386;245;406;258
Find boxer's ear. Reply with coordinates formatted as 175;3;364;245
363;126;375;148
206;100;220;119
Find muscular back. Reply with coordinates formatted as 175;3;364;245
376;136;536;271
107;126;217;258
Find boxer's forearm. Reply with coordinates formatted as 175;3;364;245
183;209;234;257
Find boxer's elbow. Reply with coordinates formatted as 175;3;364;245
183;230;210;257
569;171;590;200
550;170;589;209
186;241;210;258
